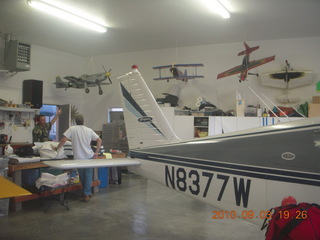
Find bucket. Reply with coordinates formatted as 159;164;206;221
98;167;109;188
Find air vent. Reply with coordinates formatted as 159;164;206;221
4;40;31;72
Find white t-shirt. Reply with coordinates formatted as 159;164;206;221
63;125;99;159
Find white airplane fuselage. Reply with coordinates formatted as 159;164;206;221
118;69;320;226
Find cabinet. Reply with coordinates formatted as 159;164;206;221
161;108;302;141
194;117;209;138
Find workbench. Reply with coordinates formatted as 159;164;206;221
8;153;126;211
8;161;100;211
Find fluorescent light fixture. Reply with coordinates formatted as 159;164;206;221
201;0;230;19
27;0;107;33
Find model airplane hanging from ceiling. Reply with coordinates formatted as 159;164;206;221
45;66;320;228
260;60;313;89
153;63;204;82
54;68;112;95
217;42;275;82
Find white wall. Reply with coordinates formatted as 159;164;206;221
0;36;319;141
0;44;85;142
83;36;320;130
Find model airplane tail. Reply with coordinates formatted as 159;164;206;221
238;42;259;56
117;67;181;150
54;76;69;88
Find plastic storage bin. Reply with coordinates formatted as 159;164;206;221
0;198;9;216
98;167;109;188
0;158;9;177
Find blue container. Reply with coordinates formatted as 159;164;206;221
98;167;109;188
22;169;40;186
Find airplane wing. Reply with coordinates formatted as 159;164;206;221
261;70;313;89
0;176;32;198
153;75;204;80
247;55;275;71
43;158;140;169
270;71;304;81
64;76;83;83
217;64;244;79
217;55;275;79
153;63;204;69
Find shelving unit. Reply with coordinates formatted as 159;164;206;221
0;106;39;113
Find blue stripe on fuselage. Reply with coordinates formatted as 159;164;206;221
130;151;320;187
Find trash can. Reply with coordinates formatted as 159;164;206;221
0;198;9;216
0;157;9;177
98;167;109;188
0;158;9;216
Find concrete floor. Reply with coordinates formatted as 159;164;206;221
0;174;265;240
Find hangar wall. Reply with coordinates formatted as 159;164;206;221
84;36;320;130
0;44;85;142
0;36;319;141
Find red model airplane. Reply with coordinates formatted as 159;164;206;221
217;42;275;82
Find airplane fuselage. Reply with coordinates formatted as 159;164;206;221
128;118;320;225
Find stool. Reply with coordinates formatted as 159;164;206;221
39;184;70;212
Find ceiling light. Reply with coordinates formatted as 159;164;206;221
201;0;230;19
27;0;107;33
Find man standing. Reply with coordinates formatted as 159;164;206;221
53;114;102;202
33;108;62;142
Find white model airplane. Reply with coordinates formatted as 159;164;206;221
45;67;320;226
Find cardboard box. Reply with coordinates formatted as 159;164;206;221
191;111;205;116
308;103;320;117
312;96;320;103
236;99;245;117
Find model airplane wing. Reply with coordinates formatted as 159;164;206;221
261;70;313;89
153;63;204;69
217;55;275;79
247;55;275;70
63;76;83;83
217;65;244;79
153;63;204;81
43;159;140;169
153;75;204;81
270;72;304;81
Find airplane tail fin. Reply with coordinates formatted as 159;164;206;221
118;67;181;150
55;76;63;83
54;76;66;88
238;42;259;56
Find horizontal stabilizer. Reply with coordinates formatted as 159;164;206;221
238;42;259;56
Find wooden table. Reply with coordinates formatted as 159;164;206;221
8;153;126;211
8;161;100;211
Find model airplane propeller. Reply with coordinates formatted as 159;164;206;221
217;42;275;82
54;67;112;95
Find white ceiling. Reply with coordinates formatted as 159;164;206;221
1;0;320;57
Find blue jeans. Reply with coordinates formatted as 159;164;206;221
78;168;93;196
